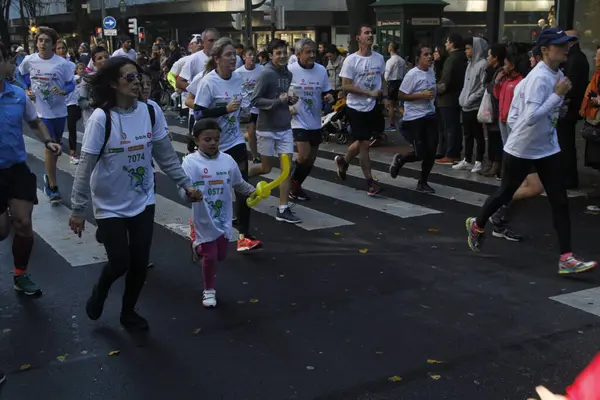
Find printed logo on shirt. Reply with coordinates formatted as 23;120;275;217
108;148;124;153
122;165;151;194
209;180;224;185
128;144;144;151
121;132;127;140
192;180;205;187
135;133;151;140
216;171;228;176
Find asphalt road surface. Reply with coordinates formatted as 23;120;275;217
0;117;599;399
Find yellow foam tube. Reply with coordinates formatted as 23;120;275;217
246;154;291;207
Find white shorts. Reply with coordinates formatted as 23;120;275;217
256;129;294;157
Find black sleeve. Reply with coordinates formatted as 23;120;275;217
194;105;229;118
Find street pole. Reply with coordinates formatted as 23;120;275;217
100;0;109;51
270;0;275;41
245;0;253;48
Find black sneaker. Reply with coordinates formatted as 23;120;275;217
416;181;435;193
492;226;522;242
389;153;405;179
334;155;348;181
276;207;301;224
120;310;149;331
86;284;108;320
289;188;310;201
489;205;509;227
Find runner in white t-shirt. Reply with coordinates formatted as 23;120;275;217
111;39;136;61
333;24;386;196
466;28;597;275
235;47;264;162
169;37;202;122
388;45;438;193
17;27;76;204
182;118;256;308
69;57;201;331
287;38;334;201
192;37;263;253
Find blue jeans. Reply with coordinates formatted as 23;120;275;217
439;106;462;159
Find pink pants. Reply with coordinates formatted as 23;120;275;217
195;235;228;290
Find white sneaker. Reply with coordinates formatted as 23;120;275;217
471;161;483;173
202;289;217;308
452;159;473;170
70;155;80;165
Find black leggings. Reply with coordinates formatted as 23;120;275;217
401;114;438;182
476;152;571;254
67;105;82;153
486;125;504;163
462;110;485;163
225;143;251;236
94;205;155;312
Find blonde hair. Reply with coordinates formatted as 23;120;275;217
204;37;235;76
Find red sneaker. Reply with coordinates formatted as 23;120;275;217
237;235;263;252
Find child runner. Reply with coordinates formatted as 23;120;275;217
66;62;85;164
182;119;256;308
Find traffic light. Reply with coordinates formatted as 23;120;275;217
29;25;38;33
138;27;145;43
95;27;102;37
128;18;138;35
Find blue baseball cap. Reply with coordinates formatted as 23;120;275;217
536;28;577;47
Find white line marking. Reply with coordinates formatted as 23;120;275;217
32;189;108;267
550;287;600;318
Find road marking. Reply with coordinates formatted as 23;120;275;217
263;170;441;218
31;189;108;267
550;287;600;318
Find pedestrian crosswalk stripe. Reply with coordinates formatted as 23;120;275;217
31;189;108;267
550;287;600;318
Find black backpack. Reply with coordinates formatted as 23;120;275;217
95;103;156;166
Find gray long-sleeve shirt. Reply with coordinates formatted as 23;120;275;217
71;137;191;218
250;61;293;132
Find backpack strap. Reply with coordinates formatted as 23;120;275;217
147;102;156;128
95;108;111;167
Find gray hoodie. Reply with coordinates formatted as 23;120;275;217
250;61;292;132
458;37;489;112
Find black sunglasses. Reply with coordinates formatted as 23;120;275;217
121;73;142;82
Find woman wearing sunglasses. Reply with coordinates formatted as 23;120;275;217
69;57;202;330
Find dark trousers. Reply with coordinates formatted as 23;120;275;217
476;152;571;254
225;143;251;237
486;125;504;163
95;205;155;312
67;105;81;152
462;110;485;163
439;106;462;159
401;114;438;182
557;118;579;189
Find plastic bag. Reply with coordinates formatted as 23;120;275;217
477;91;493;123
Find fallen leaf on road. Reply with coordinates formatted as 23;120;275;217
427;359;445;364
430;375;441;380
56;355;68;362
359;248;369;254
428;228;439;232
108;350;121;356
20;364;31;371
249;299;259;303
193;328;202;335
544;233;552;237
334;232;341;236
388;376;402;382
80;351;88;355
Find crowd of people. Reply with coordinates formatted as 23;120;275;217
0;22;599;391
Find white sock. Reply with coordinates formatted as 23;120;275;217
278;205;288;213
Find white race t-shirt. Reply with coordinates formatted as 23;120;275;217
18;53;75;118
235;64;264;116
147;99;169;138
170;54;191;77
399;66;436;121
112;48;136;61
339;51;385;112
504;62;563;159
288;62;331;130
186;70;207;117
194;70;246;152
179;50;210;83
182;151;246;244
81;103;168;219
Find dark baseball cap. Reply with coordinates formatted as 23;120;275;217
536;28;577;47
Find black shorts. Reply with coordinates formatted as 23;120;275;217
293;128;322;146
250;113;258;124
388;80;402;102
347;105;385;141
0;163;38;214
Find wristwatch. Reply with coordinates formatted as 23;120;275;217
44;139;53;149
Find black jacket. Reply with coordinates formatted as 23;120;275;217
561;43;590;121
437;48;468;108
484;65;502;128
